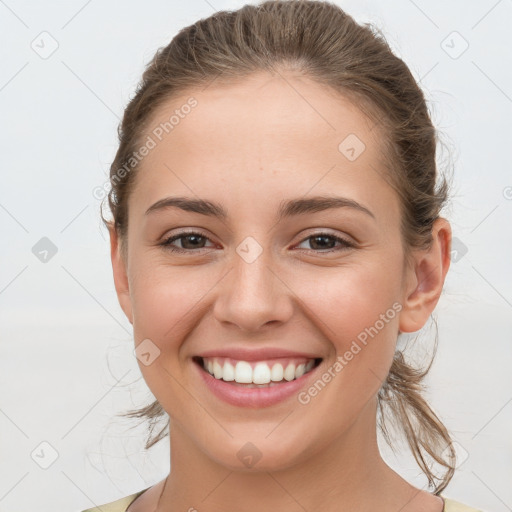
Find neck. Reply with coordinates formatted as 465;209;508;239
156;397;424;512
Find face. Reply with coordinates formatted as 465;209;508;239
110;70;443;472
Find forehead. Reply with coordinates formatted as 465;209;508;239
129;71;399;222
144;72;379;156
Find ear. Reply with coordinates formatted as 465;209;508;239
399;217;452;333
109;223;133;325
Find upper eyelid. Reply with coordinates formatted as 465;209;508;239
162;229;214;243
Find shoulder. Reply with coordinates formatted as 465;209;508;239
441;495;484;512
80;488;149;512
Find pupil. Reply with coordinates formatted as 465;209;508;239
311;235;334;250
183;235;204;249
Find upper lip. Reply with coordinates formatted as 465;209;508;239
196;347;323;361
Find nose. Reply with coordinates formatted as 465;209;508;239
212;244;294;333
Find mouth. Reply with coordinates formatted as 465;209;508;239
192;355;323;388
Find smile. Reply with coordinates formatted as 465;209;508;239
193;355;324;408
195;356;321;387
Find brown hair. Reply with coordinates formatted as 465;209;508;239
101;0;455;493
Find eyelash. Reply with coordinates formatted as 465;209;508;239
160;230;355;254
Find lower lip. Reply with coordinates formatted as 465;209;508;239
194;359;321;408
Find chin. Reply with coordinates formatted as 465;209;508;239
202;433;320;473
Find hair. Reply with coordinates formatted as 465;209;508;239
100;0;455;494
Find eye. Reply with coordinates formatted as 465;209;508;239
295;232;355;252
160;231;216;253
160;230;355;254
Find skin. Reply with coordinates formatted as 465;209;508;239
109;70;451;512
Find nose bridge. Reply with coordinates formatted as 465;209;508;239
213;235;293;331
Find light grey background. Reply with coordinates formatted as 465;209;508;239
0;1;511;511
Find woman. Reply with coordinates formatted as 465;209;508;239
83;1;483;510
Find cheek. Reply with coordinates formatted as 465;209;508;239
128;262;208;413
129;259;210;340
295;261;401;384
299;259;401;334
127;268;202;406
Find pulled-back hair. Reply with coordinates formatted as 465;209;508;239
101;0;455;493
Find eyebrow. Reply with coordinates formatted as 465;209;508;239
145;195;375;220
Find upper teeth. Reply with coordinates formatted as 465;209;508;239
202;357;316;384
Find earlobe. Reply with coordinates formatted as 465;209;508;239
398;218;452;333
109;224;134;325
